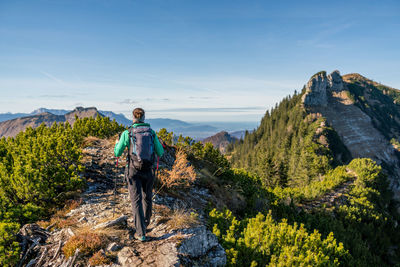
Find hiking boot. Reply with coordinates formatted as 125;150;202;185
137;235;146;242
133;233;146;242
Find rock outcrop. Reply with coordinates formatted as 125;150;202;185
17;137;226;267
302;71;329;106
302;70;345;107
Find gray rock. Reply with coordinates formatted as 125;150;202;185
66;228;75;237
205;244;227;267
302;71;328;107
117;247;143;267
18;224;49;243
155;242;180;267
328;70;344;92
177;226;219;258
93;215;128;229
78;216;87;223
302;70;345;107
107;242;121;252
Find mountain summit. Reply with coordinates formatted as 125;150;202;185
227;70;400;264
302;70;400;200
232;70;400;198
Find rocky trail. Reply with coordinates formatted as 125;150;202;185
17;137;226;267
299;169;358;212
300;179;354;212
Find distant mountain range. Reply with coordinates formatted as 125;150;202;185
0;108;70;122
0;107;101;138
0;108;257;139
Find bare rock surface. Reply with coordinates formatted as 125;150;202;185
92;215;128;230
17;137;226;266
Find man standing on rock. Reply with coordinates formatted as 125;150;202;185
114;108;164;242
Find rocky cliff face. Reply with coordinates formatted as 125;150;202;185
302;70;400;201
301;70;345;106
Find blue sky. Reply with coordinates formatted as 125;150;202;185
0;0;399;122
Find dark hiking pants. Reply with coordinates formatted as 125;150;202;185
126;166;154;237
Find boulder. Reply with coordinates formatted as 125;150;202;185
93;215;128;230
177;226;219;258
107;242;121;252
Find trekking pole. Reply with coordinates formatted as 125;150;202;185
152;140;167;201
113;157;119;218
152;156;161;201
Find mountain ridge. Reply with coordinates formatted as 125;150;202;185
303;70;400;201
227;70;400;264
0;109;254;139
0;107;102;138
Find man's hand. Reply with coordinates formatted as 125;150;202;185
115;138;119;145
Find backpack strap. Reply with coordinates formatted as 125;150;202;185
129;127;137;155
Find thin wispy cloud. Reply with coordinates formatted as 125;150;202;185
297;22;354;48
174;76;300;93
189;96;214;100
151;106;265;113
119;99;137;105
39;94;71;98
144;98;171;102
39;71;65;85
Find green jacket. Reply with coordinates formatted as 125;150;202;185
114;123;164;158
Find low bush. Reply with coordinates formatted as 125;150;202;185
157;149;196;190
88;250;111;266
167;209;199;230
210;209;350;266
62;232;106;258
0;222;20;267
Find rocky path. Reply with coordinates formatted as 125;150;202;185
300;180;354;212
300;170;356;212
18;137;226;267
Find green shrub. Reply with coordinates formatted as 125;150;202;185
0;116;123;263
0;222;20;267
210;209;350;266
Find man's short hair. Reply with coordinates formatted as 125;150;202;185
133;108;145;121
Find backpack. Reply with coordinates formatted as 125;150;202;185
128;125;155;170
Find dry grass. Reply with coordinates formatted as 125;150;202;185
166;209;199;230
82;136;101;148
37;199;82;229
88;250;111;266
63;232;106;258
74;223;127;239
52;217;78;229
57;199;82;215
157;149;196;190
